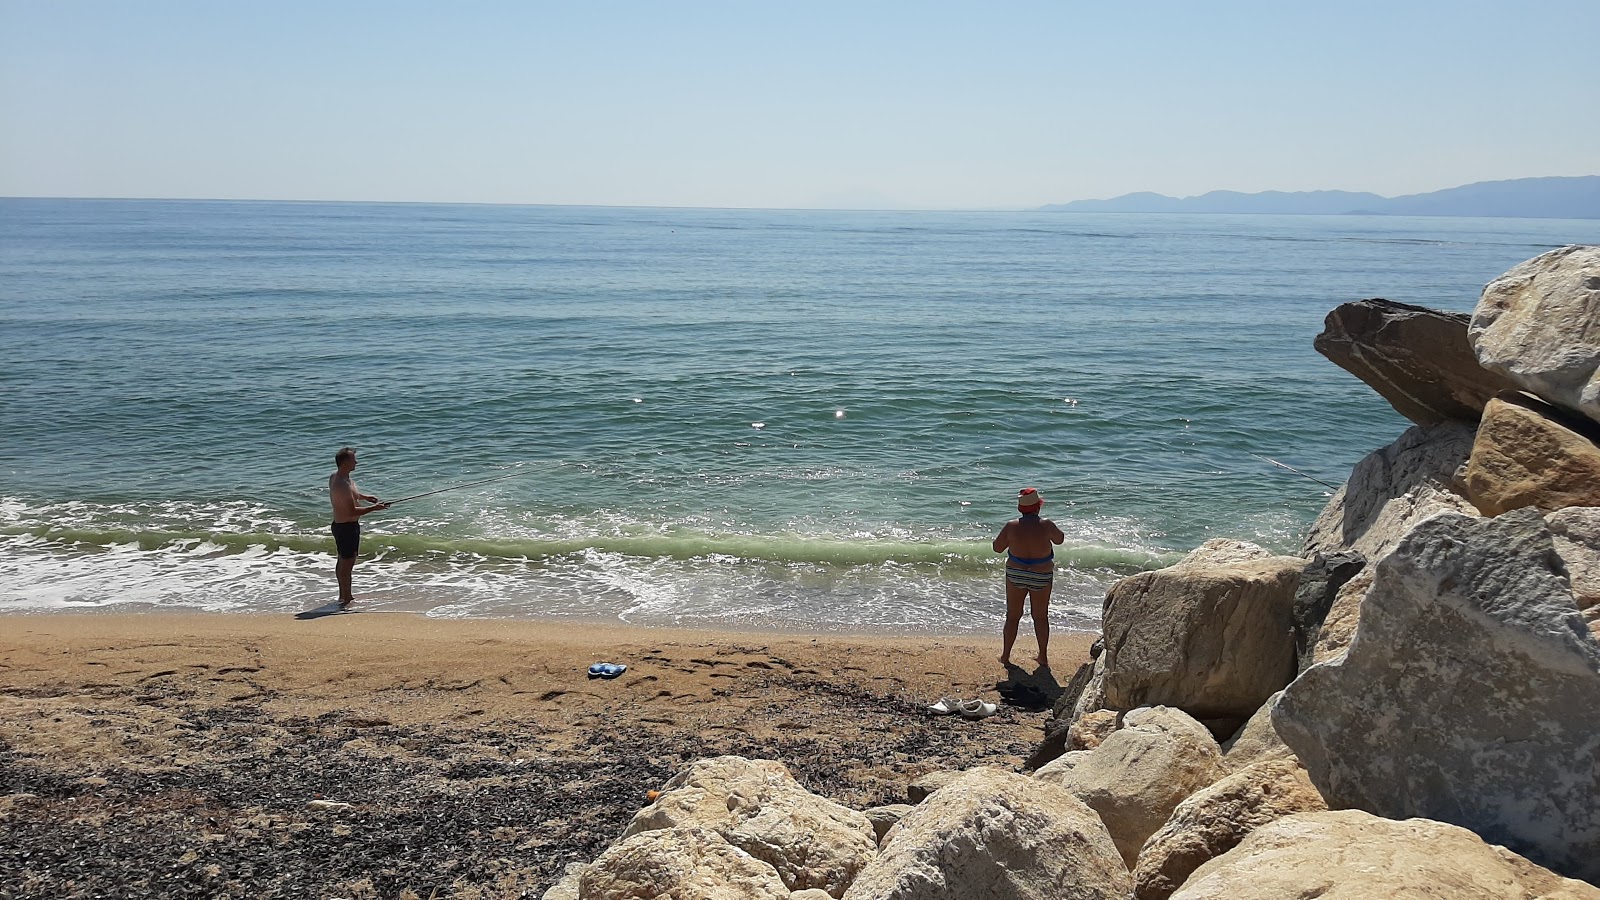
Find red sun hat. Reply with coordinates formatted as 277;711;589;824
1017;487;1044;511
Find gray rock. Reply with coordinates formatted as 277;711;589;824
539;862;586;900
1275;509;1600;884
1290;551;1365;673
1314;298;1517;425
1034;706;1226;868
1302;422;1478;561
1471;245;1600;426
1169;810;1600;900
1101;540;1302;720
845;767;1130;900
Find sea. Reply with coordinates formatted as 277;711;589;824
3;199;1597;634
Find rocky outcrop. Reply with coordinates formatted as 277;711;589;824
1131;759;1327;900
1101;541;1301;720
1034;707;1226;868
1470;245;1600;426
843;768;1130;900
1275;510;1600;884
1168;810;1600;900
1305;565;1373;665
1218;691;1293;771
1302;422;1478;560
579;825;792;900
1314;298;1518;425
621;756;876;896
1463;393;1600;515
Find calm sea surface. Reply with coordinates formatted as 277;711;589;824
3;199;1596;633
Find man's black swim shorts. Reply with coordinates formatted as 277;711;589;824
331;521;361;559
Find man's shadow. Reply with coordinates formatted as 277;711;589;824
996;663;1063;711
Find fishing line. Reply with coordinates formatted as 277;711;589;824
1249;453;1340;492
385;464;542;505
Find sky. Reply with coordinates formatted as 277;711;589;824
2;1;1597;210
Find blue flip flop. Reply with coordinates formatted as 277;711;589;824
588;662;627;679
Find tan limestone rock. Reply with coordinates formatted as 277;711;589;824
1309;566;1373;665
624;756;876;896
1132;759;1328;900
1101;541;1302;720
580;825;791;900
844;767;1129;900
1168;810;1600;900
1464;393;1600;515
1034;706;1226;868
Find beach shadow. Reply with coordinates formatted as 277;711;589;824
996;663;1063;711
293;604;349;621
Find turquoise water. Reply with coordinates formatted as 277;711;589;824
3;199;1596;632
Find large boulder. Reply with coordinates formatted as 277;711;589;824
1101;540;1302;720
843;767;1129;900
623;756;876;896
1132;758;1328;900
1302;422;1478;561
1463;392;1600;515
1314;298;1518;425
1470;245;1600;426
579;825;792;900
1168;810;1600;900
1034;706;1226;868
1275;509;1600;884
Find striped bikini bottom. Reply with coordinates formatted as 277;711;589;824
1005;566;1053;590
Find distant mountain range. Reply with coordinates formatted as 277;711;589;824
1040;176;1600;219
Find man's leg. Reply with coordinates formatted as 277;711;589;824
336;556;355;606
1000;581;1026;666
1030;587;1052;670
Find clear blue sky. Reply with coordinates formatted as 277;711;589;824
2;1;1596;209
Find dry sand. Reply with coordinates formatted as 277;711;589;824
0;611;1090;899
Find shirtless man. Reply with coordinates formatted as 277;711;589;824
329;447;389;609
993;487;1065;669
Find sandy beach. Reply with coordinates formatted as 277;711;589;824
0;611;1091;898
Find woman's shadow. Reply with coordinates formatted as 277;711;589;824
996;663;1063;711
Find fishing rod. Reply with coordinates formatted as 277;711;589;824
1249;453;1341;492
384;467;539;505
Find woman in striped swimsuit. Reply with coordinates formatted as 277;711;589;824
993;487;1065;670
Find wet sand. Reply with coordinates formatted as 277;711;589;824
0;612;1090;898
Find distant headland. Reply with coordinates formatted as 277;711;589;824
1041;175;1599;219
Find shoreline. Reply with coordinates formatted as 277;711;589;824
1;611;1091;897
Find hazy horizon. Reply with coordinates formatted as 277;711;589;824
3;1;1598;210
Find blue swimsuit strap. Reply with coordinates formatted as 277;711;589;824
1008;514;1053;565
